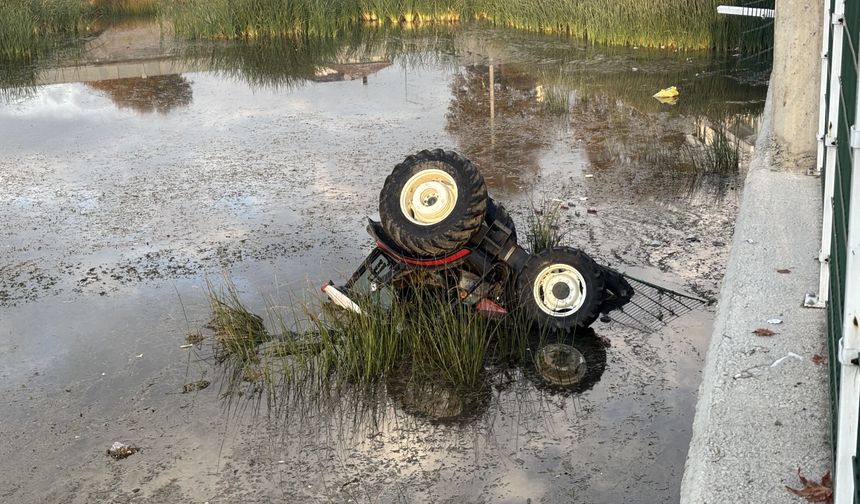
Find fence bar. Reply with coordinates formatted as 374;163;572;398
834;24;860;503
835;146;860;502
816;0;833;178
819;0;847;307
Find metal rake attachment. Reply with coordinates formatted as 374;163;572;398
602;274;707;333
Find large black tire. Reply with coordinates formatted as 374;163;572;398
516;247;604;331
379;149;488;257
485;198;517;244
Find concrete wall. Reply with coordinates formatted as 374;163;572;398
770;0;824;170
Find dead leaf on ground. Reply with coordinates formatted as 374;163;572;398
753;328;778;337
777;268;792;274
785;468;832;503
812;354;827;365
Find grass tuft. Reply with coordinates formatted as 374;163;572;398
202;277;545;420
682;122;741;199
526;200;566;254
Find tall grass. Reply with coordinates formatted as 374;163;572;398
0;0;773;60
0;0;160;60
164;0;773;52
682;121;742;199
202;276;574;423
208;282;492;392
89;0;160;17
526;200;566;254
0;0;86;59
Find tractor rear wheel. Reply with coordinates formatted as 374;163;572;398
379;149;487;257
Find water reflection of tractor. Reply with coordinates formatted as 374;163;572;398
388;327;608;423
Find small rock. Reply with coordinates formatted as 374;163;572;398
586;208;597;215
107;442;139;460
182;380;211;393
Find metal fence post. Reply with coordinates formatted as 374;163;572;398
817;0;845;309
817;0;833;180
835;128;860;503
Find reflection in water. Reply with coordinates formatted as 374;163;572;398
87;74;193;114
213;320;609;429
186;27;458;90
446;64;552;190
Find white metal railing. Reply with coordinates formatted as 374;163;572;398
716;6;775;18
835;114;860;503
813;0;844;309
819;0;860;500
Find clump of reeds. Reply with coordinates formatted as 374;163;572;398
0;0;86;59
525;200;566;254
208;280;269;364
201;272;614;429
682;122;741;199
541;85;571;117
207;279;497;396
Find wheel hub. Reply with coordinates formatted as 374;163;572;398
533;263;587;317
399;167;458;226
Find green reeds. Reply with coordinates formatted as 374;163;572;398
526;200;566;254
89;0;160;17
0;0;86;59
682;121;742;199
0;0;773;61
205;278;514;412
163;0;773;52
201;273;613;429
0;0;160;60
208;280;270;364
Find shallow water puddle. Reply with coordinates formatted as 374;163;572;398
0;23;767;503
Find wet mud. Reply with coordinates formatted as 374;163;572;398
0;23;768;503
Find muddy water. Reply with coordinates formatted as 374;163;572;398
0;23;767;503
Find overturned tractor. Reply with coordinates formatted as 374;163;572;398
323;149;634;331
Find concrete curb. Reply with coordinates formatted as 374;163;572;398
680;87;830;503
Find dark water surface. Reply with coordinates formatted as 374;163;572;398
0;22;767;503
